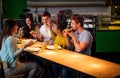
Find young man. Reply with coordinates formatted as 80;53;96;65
36;11;57;44
63;14;93;55
62;14;93;78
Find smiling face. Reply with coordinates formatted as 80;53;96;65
42;16;51;25
26;17;32;26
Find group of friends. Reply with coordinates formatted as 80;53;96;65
0;11;93;78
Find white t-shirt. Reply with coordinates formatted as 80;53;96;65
39;23;57;44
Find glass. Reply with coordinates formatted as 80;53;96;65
46;39;50;46
54;44;58;52
18;28;23;43
41;42;46;51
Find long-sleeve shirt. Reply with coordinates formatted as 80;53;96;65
54;34;66;49
0;36;24;67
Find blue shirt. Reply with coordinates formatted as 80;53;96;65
0;36;24;67
74;30;93;55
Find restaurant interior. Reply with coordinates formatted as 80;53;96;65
0;0;120;78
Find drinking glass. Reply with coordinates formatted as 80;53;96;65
41;42;46;51
54;44;58;52
18;28;23;43
46;39;50;46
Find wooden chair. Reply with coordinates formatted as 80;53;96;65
0;58;26;78
0;62;5;78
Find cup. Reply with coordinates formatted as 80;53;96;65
54;44;58;52
46;40;50;46
17;36;22;44
41;42;46;51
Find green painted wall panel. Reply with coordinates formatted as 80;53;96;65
2;0;27;19
96;31;120;53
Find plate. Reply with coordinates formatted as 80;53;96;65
22;39;37;43
46;45;61;50
24;47;40;52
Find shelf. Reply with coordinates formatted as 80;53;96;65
82;15;97;29
111;0;120;18
97;16;120;30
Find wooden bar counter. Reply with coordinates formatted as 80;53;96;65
18;40;120;78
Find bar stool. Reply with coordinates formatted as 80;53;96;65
5;74;25;78
2;61;26;78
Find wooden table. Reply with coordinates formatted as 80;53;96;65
18;40;120;78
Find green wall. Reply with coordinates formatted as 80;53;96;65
2;0;27;19
96;31;120;53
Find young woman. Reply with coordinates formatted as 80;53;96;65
21;15;36;39
52;22;67;78
54;22;67;48
0;19;39;78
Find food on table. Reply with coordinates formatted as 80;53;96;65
64;28;73;32
30;30;37;34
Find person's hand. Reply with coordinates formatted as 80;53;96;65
68;31;74;38
47;22;53;29
32;33;37;38
63;29;69;38
46;19;52;29
63;28;73;38
24;41;33;48
30;30;37;38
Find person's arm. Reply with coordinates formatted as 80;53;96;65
7;36;31;60
36;34;43;42
63;31;74;50
48;22;57;41
50;27;56;40
31;26;43;41
61;38;67;49
7;36;24;60
69;31;91;53
71;35;89;52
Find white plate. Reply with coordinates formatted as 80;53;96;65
24;47;40;52
46;45;61;50
22;39;36;43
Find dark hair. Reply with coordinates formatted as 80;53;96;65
22;15;35;38
71;14;83;27
42;11;51;17
0;19;17;50
24;15;34;28
57;22;67;32
25;15;34;23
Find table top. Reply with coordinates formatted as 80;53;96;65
18;39;120;78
